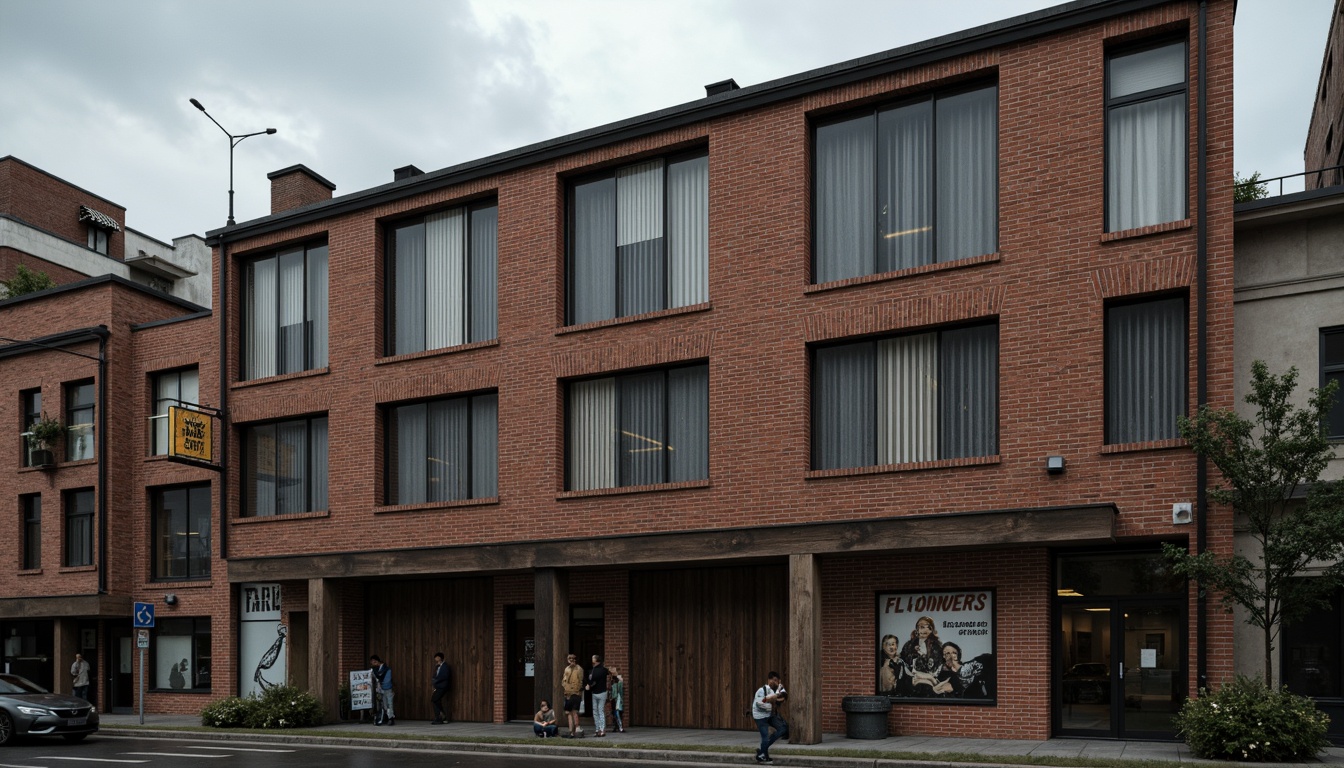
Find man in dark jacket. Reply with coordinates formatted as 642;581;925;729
430;652;451;724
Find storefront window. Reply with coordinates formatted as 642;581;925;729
152;618;211;691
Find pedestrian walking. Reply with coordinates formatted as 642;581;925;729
609;667;625;732
70;654;91;701
430;652;451;723
586;654;609;736
751;671;789;764
560;652;584;737
371;654;395;726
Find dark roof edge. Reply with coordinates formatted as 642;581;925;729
209;0;1170;244
124;225;178;250
0;213;131;267
0;156;125;213
267;164;337;190
0;326;108;361
130;309;213;331
1234;184;1344;214
0;272;209;314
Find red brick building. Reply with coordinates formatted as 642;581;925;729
4;0;1235;741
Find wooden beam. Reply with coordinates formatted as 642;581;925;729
54;618;79;695
534;568;568;716
0;594;132;619
227;505;1116;583
309;578;341;724
787;554;822;745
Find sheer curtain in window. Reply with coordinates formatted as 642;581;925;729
939;324;998;458
276;419;308;514
617;161;665;317
1107;298;1185;443
307;245;328;368
1107;96;1185;231
876;333;937;464
815;116;875;283
813;342;876;469
469;206;498;342
394;224;426;354
667;366;708;481
426;211;466;350
620;371;666;486
572;178;617;324
668;154;708;307
569;378;616;490
877;102;932;272
245;258;277;380
309;417;328;511
937;87;998;261
471;394;498;498
246;424;276;517
278;249;306;375
430;399;470;501
395;404;428;504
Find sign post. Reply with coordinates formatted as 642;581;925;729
133;602;155;725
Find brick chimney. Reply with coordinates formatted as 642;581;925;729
267;164;336;215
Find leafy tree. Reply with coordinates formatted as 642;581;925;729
1234;171;1269;203
1164;362;1344;687
0;265;56;298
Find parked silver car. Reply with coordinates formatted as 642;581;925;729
0;673;98;745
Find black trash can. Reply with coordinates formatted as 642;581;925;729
841;695;892;739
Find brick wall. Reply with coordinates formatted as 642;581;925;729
0;157;126;260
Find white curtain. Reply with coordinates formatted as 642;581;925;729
936;86;998;261
878;101;932;271
667;154;708;307
469;206;499;342
569;378;616;490
617;160;665;316
877;333;938;464
1107;95;1185;231
307;245;328;369
814;115;875;283
426;209;466;350
572;178;617;324
245;258;277;380
1106;298;1184;443
277;248;305;374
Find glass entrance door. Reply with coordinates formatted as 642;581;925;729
1122;603;1183;738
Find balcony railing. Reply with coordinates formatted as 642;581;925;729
1240;165;1344;199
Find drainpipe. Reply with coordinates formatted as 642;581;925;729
219;237;230;562
1195;0;1209;692
96;326;109;595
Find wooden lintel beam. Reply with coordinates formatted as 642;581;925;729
0;594;133;619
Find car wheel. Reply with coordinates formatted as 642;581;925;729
0;710;13;746
62;733;89;744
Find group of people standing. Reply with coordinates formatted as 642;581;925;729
362;651;453;727
537;653;625;738
878;616;992;699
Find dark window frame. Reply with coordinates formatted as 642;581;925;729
384;200;499;356
1103;36;1189;233
1103;293;1189;445
1321;325;1344;440
64;380;94;462
151;483;211;582
87;226;108;254
63;487;94;567
809;321;1000;469
150;616;212;692
239;240;329;381
564;361;710;490
383;391;499;505
240;415;328;518
21;493;41;570
20;388;41;468
565;147;710;325
151;367;200;455
810;79;1000;283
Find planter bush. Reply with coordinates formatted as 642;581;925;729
200;696;251;728
200;686;325;729
1176;676;1329;762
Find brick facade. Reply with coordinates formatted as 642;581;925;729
0;157;125;261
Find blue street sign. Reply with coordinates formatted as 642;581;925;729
133;602;155;628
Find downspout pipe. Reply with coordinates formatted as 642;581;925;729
1195;0;1209;692
96;326;110;595
218;236;229;563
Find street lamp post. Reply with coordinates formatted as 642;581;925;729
189;98;277;226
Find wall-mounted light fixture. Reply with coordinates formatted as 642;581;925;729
164;594;179;606
1045;455;1066;475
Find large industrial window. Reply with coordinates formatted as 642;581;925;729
153;617;211;691
386;393;498;504
241;416;328;517
814;84;998;283
568;151;708;325
241;242;328;380
1106;40;1187;231
151;368;199;455
152;484;211;581
1105;296;1186;444
386;201;498;355
812;323;998;469
567;364;709;490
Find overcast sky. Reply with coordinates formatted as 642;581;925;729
0;0;1332;242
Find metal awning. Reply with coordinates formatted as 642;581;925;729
78;205;121;231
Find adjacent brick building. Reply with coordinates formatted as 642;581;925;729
3;0;1236;741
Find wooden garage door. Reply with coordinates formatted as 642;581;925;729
631;565;787;729
365;577;492;722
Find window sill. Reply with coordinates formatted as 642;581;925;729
1100;438;1187;454
147;578;213;588
1101;219;1192;243
556;302;712;335
149;688;212;695
58;565;97;574
375;340;499;366
17;569;42;576
18;465;55;473
805;455;1000;479
231;510;330;526
375;497;500;514
232;367;330;390
558;478;710;499
805;253;1000;294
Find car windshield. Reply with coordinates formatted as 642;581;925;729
0;674;47;694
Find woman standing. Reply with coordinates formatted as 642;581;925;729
608;668;626;732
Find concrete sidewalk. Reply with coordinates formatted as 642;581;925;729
96;713;1344;765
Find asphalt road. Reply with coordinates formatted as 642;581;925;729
0;734;729;768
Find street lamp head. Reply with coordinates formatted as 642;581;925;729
189;98;205;111
266;128;277;135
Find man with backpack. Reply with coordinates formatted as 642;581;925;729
751;671;788;764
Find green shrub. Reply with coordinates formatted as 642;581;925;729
243;685;325;729
200;696;252;728
1176;676;1329;761
200;686;324;729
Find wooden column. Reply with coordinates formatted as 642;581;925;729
787;553;822;744
53;618;79;695
534;568;569;711
308;578;341;723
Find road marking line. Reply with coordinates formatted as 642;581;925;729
28;760;148;764
121;753;228;759
0;761;48;768
185;746;296;753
